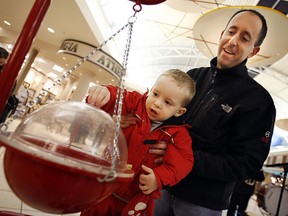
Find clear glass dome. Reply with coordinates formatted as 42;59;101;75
11;101;128;172
0;101;133;214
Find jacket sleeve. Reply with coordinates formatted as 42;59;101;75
100;85;144;115
153;128;194;189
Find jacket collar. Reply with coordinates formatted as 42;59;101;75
210;57;248;78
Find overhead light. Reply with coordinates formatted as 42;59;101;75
4;20;11;26
47;72;57;78
89;82;96;87
53;64;63;72
47;27;55;33
37;58;45;63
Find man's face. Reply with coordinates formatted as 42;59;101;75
217;11;262;69
0;57;7;67
0;57;7;73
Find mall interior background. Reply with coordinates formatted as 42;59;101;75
0;0;288;215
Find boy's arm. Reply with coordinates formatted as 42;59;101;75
153;128;194;189
86;85;111;108
86;85;119;114
139;165;158;194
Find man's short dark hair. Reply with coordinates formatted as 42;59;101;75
0;47;9;59
225;9;268;47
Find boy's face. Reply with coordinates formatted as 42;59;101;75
146;75;187;122
217;11;261;69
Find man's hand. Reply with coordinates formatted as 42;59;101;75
120;114;138;128
139;165;158;194
87;85;110;108
149;141;168;164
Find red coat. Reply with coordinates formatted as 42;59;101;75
83;85;193;216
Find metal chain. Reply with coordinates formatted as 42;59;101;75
1;3;141;183
0;21;130;132
98;11;138;183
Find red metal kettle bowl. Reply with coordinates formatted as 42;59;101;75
0;101;133;214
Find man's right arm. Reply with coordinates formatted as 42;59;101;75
120;114;168;163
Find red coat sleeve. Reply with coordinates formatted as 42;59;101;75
153;127;194;189
100;85;145;116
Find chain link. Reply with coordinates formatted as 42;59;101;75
98;12;137;182
0;21;131;132
1;5;140;183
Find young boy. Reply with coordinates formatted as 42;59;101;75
82;69;196;216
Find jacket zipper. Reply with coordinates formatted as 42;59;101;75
192;70;217;124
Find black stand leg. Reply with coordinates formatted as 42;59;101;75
275;165;287;216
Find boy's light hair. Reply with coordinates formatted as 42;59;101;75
159;69;196;107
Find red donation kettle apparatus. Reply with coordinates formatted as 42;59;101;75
0;101;133;214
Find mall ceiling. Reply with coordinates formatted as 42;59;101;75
0;0;117;85
0;0;287;90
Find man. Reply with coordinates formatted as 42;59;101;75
0;47;19;123
227;169;265;216
0;47;9;72
149;9;276;216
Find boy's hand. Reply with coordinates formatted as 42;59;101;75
139;165;158;194
87;85;110;108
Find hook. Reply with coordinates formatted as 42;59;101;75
97;170;117;182
133;3;142;13
129;3;141;25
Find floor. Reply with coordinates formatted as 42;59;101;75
0;147;271;216
0;119;281;216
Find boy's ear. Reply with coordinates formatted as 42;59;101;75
174;107;186;117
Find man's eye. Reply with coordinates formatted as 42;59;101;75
243;36;249;42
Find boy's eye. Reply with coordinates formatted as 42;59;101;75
153;92;158;96
165;101;171;105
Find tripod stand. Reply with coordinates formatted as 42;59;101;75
264;162;288;216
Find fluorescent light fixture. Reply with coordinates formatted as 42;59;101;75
47;27;55;33
4;20;11;26
48;72;58;78
37;58;45;63
53;64;63;72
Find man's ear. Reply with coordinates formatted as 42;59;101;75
174;107;187;117
220;30;224;40
248;46;260;58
